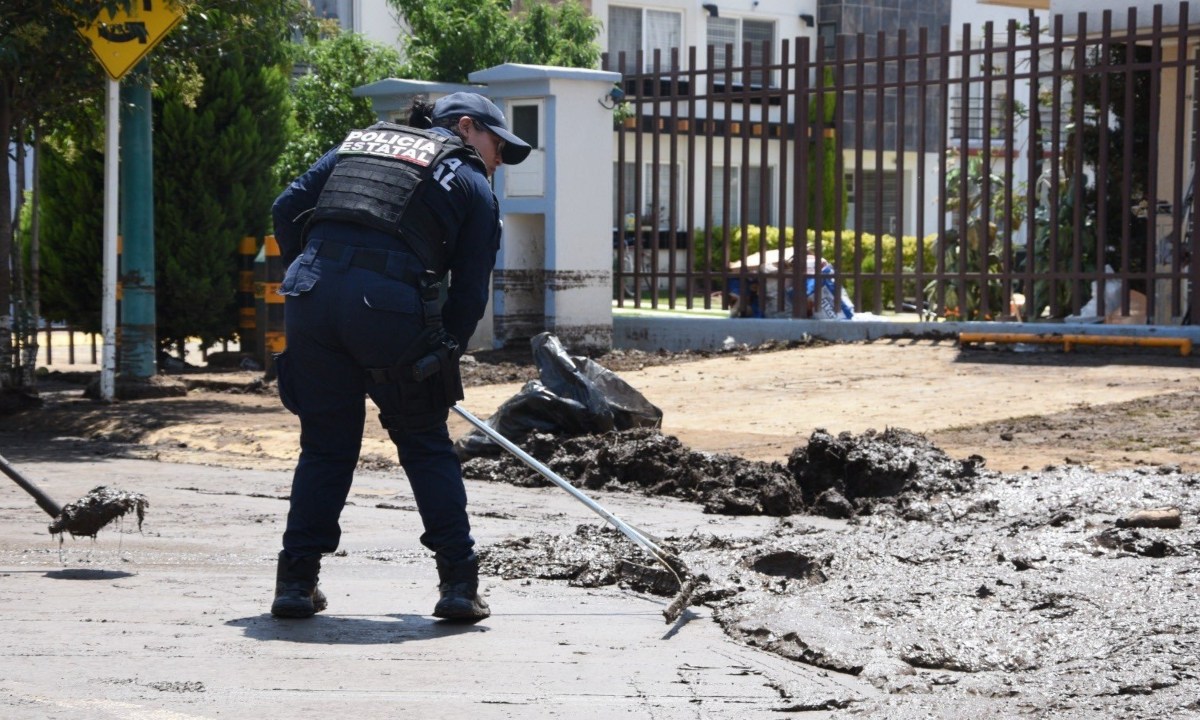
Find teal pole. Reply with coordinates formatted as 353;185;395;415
119;60;157;379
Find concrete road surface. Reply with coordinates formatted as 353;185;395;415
0;438;869;719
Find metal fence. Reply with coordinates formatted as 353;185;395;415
32;324;237;369
35;325;99;368
605;3;1199;326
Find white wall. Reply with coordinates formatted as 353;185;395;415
353;0;405;52
471;64;620;351
1054;0;1184;34
953;0;1034;30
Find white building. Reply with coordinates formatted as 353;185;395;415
600;0;1048;242
327;1;1056;243
308;0;406;52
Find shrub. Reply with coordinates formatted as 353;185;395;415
695;225;937;311
692;224;795;275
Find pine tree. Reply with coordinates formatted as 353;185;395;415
154;52;290;349
37;140;105;333
807;68;845;233
39;50;290;349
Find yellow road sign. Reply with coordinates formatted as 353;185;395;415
77;1;184;81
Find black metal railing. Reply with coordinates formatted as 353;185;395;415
604;3;1199;325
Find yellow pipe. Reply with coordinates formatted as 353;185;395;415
958;332;1192;357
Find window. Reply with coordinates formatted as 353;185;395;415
613;162;682;229
1033;50;1073;151
615;162;638;227
845;170;899;235
743;20;774;87
745;165;774;227
505;100;543;197
707;17;737;71
817;22;838;60
511;104;540;149
608;6;682;71
710;166;775;227
310;0;350;25
950;45;1011;141
706;16;775;86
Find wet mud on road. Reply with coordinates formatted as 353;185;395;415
6;340;1200;717
474;427;1200;717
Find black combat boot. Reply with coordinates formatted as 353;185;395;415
433;553;490;621
271;551;328;619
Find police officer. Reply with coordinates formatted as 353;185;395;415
269;92;531;621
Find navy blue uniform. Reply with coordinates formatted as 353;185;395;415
271;126;500;562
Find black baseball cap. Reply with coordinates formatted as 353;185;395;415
432;92;532;166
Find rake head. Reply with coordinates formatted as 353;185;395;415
48;486;149;538
656;550;703;624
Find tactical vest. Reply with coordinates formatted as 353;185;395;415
309;123;482;273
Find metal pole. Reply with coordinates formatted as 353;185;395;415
101;78;119;402
119;60;156;379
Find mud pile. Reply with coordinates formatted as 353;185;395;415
461;427;802;516
787;427;985;519
463;426;984;519
470;416;1199;715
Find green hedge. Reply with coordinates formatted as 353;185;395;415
692;225;938;311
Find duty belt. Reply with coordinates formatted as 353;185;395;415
315;240;421;286
313;240;443;327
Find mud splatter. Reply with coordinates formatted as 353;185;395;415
479;524;686;597
147;680;205;693
48;486;149;538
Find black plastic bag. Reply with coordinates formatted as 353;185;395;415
454;333;663;459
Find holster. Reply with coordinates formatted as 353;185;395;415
367;325;464;433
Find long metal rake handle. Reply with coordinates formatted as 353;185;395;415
451;405;677;572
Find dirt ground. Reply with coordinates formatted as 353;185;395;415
4;338;1200;717
12;338;1200;476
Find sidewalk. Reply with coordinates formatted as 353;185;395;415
0;445;868;719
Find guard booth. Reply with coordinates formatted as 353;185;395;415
354;64;620;354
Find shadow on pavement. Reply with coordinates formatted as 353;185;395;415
226;613;489;645
0;391;291;465
43;568;137;580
